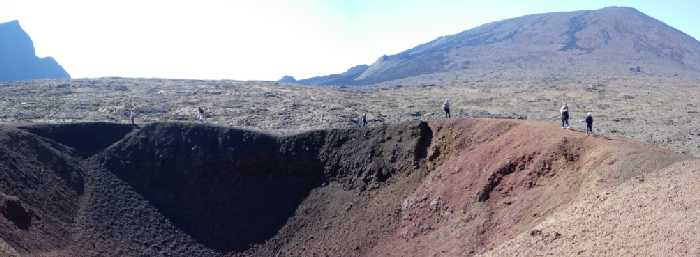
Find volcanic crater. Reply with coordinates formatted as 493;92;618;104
0;118;698;257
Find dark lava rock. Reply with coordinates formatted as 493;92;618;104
0;193;32;230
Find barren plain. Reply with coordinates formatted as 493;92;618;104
1;75;698;156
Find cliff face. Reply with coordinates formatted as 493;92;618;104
0;20;70;81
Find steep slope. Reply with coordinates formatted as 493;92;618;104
81;121;430;256
481;159;700;257
0;20;70;81
294;7;700;85
0;119;698;256
358;119;688;257
0;126;84;255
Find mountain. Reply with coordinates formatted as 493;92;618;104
278;75;297;83
293;65;369;85
0;20;70;81
293;7;700;85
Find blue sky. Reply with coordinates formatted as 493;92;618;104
1;0;698;80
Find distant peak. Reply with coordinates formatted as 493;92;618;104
278;75;297;83
296;6;700;85
0;19;71;81
597;6;642;13
0;20;21;28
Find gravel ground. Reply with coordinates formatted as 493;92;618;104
481;159;700;257
1;75;698;155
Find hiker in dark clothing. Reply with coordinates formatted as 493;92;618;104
362;113;367;127
560;103;570;129
197;107;205;122
585;112;593;135
443;99;451;118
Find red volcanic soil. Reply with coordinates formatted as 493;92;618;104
0;119;697;257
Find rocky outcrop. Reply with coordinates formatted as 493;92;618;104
0;20;70;81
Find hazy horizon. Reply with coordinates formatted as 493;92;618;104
2;0;699;81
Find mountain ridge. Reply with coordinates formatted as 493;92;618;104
0;20;70;81
284;6;700;86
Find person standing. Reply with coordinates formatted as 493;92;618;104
362;113;367;127
129;108;136;126
560;103;570;129
196;107;206;122
443;99;451;118
585;112;593;135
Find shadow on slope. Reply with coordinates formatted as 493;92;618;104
96;123;322;251
19;122;136;157
91;121;433;253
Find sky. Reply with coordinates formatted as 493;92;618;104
1;0;699;80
